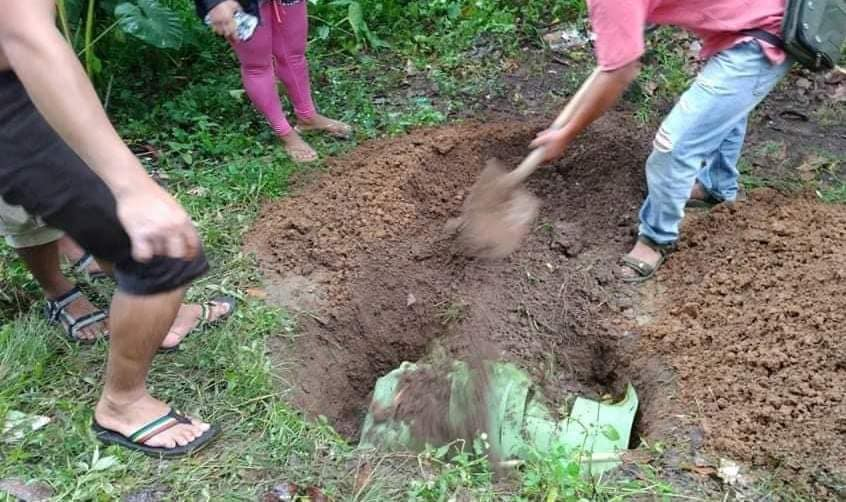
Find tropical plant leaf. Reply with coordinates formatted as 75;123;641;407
347;1;365;45
114;0;184;49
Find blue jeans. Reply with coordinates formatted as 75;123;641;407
638;41;791;245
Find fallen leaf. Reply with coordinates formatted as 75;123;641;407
246;287;268;300
306;486;330;502
797;154;828;181
717;458;742;486
187;186;208;197
620;450;654;464
406;293;417;307
688;465;718;477
354;463;373;494
2;410;51;444
0;478;54;502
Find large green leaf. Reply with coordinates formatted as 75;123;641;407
114;0;184;49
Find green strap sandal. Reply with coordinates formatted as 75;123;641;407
92;408;220;458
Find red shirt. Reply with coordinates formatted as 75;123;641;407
587;0;786;71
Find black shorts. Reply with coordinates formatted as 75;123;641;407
0;71;208;295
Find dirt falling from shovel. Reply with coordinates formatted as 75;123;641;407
448;158;540;259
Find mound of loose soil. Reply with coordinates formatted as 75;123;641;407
246;112;845;495
246;115;665;438
641;190;846;493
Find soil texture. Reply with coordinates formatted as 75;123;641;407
246;110;846;495
640;190;846;495
246;114;660;437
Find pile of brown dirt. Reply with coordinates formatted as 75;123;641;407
640;189;846;493
246;112;845;495
246;115;661;438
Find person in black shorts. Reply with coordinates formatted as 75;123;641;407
0;1;222;456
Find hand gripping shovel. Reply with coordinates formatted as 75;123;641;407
449;69;600;258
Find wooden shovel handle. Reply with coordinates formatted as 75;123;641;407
505;68;601;185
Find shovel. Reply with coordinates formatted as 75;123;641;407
450;68;600;258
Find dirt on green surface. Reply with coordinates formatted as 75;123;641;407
246;109;845;496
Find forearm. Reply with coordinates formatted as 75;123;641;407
0;15;152;197
559;63;640;144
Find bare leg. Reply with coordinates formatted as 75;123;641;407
94;288;209;448
16;241;107;340
161;300;234;349
57;235;104;275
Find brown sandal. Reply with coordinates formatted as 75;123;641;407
619;237;674;283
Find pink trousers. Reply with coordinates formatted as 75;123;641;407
231;1;315;137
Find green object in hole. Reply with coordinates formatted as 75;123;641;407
359;361;638;475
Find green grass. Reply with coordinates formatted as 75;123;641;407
2;3;655;499
4;1;843;499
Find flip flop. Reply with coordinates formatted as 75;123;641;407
619;237;674;284
294;120;353;140
158;296;237;354
92;408;220;458
44;286;109;344
72;253;109;282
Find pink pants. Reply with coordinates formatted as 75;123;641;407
231;1;315;137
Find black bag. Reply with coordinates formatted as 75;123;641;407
744;0;846;71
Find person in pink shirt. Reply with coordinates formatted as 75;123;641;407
532;0;792;282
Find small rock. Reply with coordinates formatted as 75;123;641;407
406;293;417;307
0;478;54;502
123;486;169;502
434;142;455;155
796;77;812;89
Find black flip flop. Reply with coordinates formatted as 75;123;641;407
158;296;237;354
44;286;109;344
92;408;220;458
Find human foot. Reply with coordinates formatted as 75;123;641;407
296;114;352;139
159;297;236;351
45;287;109;342
93;393;216;456
618;239;667;283
686;182;721;209
57;236;107;279
279;130;318;163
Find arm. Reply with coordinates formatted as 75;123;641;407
530;61;641;161
0;0;199;261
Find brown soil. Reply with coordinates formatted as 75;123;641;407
246;114;660;436
640;190;846;495
246;110;845;495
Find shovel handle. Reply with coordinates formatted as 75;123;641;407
505;68;601;185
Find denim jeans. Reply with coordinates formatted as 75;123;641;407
638;41;792;245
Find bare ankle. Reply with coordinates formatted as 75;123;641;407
97;389;148;414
